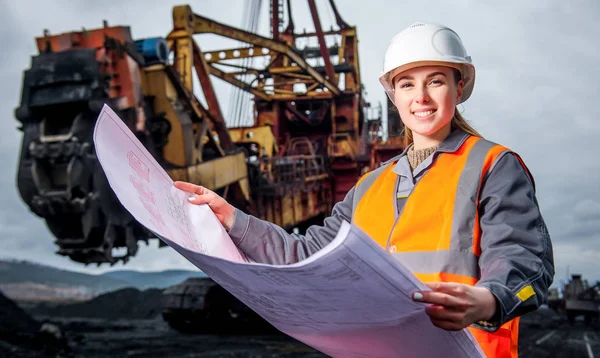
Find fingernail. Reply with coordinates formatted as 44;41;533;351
188;196;195;202
413;292;423;301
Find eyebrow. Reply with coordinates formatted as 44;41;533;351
396;72;447;82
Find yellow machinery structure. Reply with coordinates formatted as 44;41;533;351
14;1;390;265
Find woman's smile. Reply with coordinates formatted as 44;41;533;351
413;108;437;119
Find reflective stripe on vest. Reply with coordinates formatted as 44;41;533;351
352;135;520;358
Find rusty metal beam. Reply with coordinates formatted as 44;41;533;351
191;41;233;150
306;81;320;92
277;72;315;80
271;88;297;95
327;0;350;30
269;65;305;74
170;37;194;93
267;64;355;76
338;28;360;92
203;46;275;63
284;0;295;34
162;65;225;157
223;69;261;77
271;0;280;40
284;103;312;125
295;30;340;38
271;92;333;101
210;61;261;72
169;6;196;93
276;79;314;86
163;64;210;123
308;0;337;86
187;10;340;96
208;65;271;101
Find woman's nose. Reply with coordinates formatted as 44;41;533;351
415;88;430;104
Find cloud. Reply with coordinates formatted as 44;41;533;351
551;242;600;288
0;1;598;286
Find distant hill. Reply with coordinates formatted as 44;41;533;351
101;270;206;289
0;260;206;302
0;260;130;294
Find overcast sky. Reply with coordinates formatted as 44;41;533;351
1;1;598;286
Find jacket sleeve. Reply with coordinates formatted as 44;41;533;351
473;152;555;331
226;187;355;265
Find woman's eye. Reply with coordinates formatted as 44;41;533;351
399;82;412;89
429;79;443;85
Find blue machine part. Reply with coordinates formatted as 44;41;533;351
135;37;169;65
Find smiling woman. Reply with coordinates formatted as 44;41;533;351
368;22;555;357
175;22;555;358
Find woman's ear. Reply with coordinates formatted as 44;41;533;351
457;80;465;101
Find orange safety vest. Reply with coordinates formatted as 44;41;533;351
353;135;520;358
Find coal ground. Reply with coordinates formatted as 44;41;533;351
518;307;600;358
29;288;164;320
0;290;69;357
2;287;600;357
28;317;327;358
2;287;325;357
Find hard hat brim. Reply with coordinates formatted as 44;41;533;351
379;60;475;104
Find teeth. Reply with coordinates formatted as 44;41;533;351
414;110;435;117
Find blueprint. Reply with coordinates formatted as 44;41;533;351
93;104;485;358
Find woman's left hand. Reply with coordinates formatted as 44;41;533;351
412;282;497;331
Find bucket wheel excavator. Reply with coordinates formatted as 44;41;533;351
15;1;397;266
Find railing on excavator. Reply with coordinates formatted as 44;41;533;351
254;155;328;197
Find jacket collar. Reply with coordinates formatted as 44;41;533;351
386;128;471;161
389;129;471;178
436;128;470;153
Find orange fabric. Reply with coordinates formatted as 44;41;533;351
353;136;518;358
414;272;478;286
392;136;479;251
353;165;398;248
469;318;520;358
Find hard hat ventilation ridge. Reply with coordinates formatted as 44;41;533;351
409;22;426;28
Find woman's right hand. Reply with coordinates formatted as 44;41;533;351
173;181;236;231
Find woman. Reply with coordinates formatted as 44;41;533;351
175;23;554;357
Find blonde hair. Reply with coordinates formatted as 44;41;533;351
399;67;483;143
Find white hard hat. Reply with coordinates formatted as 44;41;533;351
379;22;475;104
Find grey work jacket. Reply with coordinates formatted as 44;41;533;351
228;129;555;331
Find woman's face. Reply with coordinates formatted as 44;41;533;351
392;66;464;142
